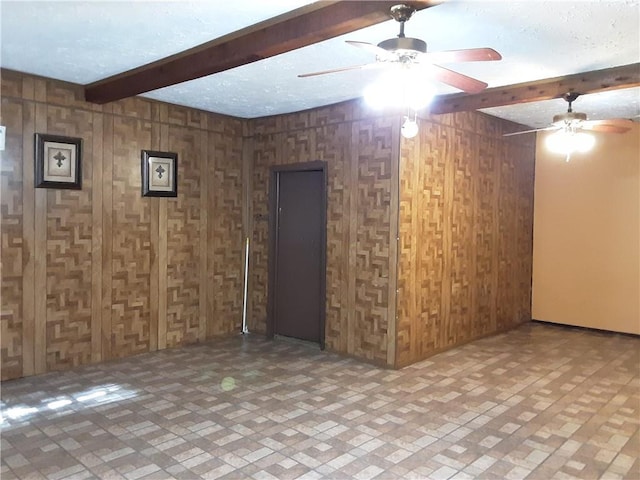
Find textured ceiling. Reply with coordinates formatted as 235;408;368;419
1;0;639;128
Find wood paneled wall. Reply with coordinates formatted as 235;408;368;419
246;104;534;369
0;70;244;380
1;70;535;378
396;111;535;367
247;104;401;366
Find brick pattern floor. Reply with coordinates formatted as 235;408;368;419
1;322;638;479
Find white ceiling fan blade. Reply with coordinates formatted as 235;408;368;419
418;48;502;64
346;40;393;60
503;126;558;137
298;62;381;78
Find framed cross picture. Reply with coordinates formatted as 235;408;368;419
141;150;178;197
35;133;82;189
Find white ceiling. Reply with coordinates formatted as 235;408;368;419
1;0;639;128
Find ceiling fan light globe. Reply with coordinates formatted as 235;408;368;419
546;131;570;155
405;84;434;111
574;132;596;152
364;68;434;111
401;117;419;138
546;130;595;156
363;70;404;108
364;81;389;109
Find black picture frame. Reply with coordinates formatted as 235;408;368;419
141;150;178;197
35;133;82;189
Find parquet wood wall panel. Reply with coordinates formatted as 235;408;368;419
496;142;518;331
282;129;316;164
314;102;354;126
91;112;104;363
396;130;417;367
248;108;398;365
101;113;114;361
320;123;351;353
352;119;396;364
110;116;153;358
475;136;500;338
208;131;244;337
514;142;536;325
0;97;25;379
397;112;535;367
249;134;278;334
165;127;201;347
22;97;37;377
0;70;244;380
44;106;94;370
445;127;476;349
34;101;47;374
166;104;207;129
109;97;153;121
397;122;449;367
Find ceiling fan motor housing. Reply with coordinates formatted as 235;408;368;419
553;111;587;125
377;37;427;53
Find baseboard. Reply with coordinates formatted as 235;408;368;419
531;319;640;338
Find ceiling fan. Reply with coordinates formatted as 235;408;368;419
504;92;635;137
505;92;635;161
298;3;502;95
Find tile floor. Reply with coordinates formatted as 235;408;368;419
1;322;638;480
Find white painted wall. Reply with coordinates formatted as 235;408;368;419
532;124;640;334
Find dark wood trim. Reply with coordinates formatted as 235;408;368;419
320;165;328;351
84;1;441;104
430;63;640;114
266;168;278;340
267;161;327;349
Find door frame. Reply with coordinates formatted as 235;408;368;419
267;161;327;349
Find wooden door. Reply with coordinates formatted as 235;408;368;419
269;164;326;346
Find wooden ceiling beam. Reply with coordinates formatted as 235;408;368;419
430;63;640;114
85;0;442;104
